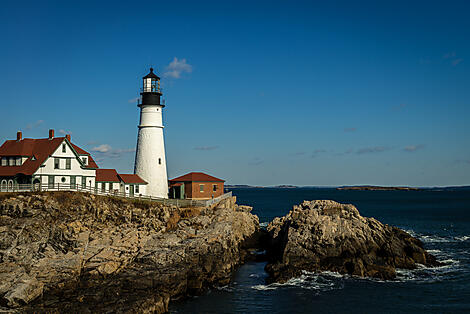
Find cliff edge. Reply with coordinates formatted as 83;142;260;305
0;192;259;313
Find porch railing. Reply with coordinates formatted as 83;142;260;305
0;183;232;208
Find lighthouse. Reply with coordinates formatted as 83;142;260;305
134;68;168;198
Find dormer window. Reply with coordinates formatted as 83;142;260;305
81;157;88;165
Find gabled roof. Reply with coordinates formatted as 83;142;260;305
118;174;147;184
170;172;224;183
96;169;120;182
72;143;99;168
0;136;99;176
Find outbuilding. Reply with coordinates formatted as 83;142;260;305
169;172;224;200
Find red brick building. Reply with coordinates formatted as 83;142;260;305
169;172;224;200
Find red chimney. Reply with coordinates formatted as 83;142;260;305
66;134;71;142
49;129;54;139
17;131;22;141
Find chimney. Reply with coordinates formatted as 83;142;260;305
49;129;54;139
17;131;22;141
65;134;71;142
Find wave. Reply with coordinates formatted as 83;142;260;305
454;235;470;242
402;228;470;243
251;271;345;292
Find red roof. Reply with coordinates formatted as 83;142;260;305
96;169;120;182
71;143;99;168
118;174;147;184
0;136;99;176
170;172;224;183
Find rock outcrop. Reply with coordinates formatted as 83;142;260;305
0;192;259;313
265;200;439;282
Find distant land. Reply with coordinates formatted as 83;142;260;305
337;186;420;191
225;185;470;191
225;184;299;189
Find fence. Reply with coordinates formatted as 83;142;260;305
0;183;232;208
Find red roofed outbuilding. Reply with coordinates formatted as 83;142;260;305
169;172;224;200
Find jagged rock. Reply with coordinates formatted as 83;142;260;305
0;192;259;313
265;200;439;282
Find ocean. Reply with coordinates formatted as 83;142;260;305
170;188;470;313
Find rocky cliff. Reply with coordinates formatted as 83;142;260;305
265;200;439;283
0;192;259;313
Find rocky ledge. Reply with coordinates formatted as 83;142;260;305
0;192;259;313
265;200;439;283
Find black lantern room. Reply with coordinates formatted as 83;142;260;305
141;68;164;107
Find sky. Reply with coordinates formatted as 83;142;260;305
1;0;469;187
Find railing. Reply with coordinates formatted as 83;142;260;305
0;183;232;208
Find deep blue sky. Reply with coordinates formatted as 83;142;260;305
1;0;469;186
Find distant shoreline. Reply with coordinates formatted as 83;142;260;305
225;185;470;191
336;186;420;191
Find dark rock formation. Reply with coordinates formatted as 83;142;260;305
265;200;439;283
0;192;259;313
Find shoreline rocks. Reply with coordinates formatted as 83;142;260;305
265;200;439;283
0;192;259;313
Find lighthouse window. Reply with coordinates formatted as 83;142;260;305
158;158;161;165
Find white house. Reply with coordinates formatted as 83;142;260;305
0;130;98;191
95;169;147;197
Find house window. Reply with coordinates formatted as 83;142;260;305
82;177;86;188
135;185;139;193
109;182;113;191
62;144;66;153
61;177;66;183
199;184;204;192
48;175;55;188
71;176;76;188
16;157;21;166
82;157;87;165
65;159;71;169
9;157;14;166
102;183;106;192
1;158;6;166
213;184;217;192
54;158;60;169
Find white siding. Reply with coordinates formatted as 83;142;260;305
33;139;96;189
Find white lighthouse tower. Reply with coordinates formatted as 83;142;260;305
134;68;168;198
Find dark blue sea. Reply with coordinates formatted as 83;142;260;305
170;188;470;313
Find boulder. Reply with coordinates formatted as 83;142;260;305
265;200;439;282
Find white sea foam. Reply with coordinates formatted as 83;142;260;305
259;222;269;228
403;228;470;243
454;235;470;242
251;271;345;292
